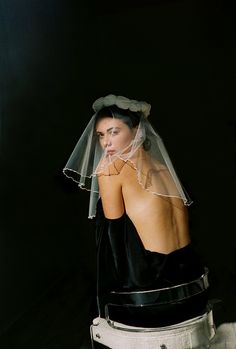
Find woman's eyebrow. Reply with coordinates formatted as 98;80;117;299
96;126;121;134
107;126;120;132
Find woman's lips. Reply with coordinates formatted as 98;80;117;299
106;150;115;155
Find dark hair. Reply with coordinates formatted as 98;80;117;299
95;105;141;129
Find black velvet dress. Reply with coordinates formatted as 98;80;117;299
95;200;209;327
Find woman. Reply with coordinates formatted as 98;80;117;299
63;94;215;348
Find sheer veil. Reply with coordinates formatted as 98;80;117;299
63;95;192;218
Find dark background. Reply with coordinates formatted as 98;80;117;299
1;0;235;348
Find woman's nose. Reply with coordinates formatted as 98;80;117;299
103;135;112;148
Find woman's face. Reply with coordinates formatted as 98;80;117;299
95;117;136;155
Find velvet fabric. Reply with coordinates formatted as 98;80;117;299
95;200;209;327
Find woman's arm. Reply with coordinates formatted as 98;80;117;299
98;173;124;219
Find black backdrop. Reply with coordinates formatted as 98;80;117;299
1;0;236;343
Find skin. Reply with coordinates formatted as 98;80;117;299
96;117;136;155
96;117;191;254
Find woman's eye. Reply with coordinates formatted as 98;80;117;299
111;130;119;135
97;133;104;139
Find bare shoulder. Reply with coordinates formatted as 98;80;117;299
97;158;127;219
97;158;127;176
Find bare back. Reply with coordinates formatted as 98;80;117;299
98;159;191;254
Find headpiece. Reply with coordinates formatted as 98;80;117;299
92;94;151;118
63;94;192;218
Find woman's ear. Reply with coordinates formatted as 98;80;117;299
133;126;144;142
